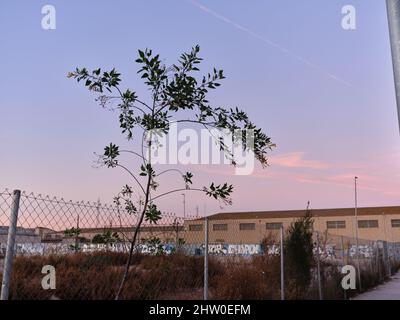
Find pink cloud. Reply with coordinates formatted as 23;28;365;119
270;152;331;169
176;149;400;202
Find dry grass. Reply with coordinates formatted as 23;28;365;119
6;252;213;300
1;251;395;300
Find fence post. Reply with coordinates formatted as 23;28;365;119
280;225;285;300
341;236;346;300
382;241;391;277
376;242;381;281
316;232;323;300
203;216;209;300
0;190;21;300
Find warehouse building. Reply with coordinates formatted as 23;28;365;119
42;225;185;244
184;206;400;244
0;226;42;244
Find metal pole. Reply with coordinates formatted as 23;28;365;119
280;225;285;300
1;190;21;300
341;236;347;300
341;236;346;265
203;216;209;300
316;232;323;300
354;176;362;291
182;193;186;220
96;198;100;228
386;0;400;132
376;241;382;281
383;241;391;277
75;212;80;253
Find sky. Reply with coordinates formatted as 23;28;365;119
1;0;400;217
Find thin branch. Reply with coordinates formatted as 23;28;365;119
119;150;146;161
152;188;205;201
141;130;146;165
103;96;147;115
155;168;184;178
176;119;217;127
202;123;235;162
115;86;152;113
135;98;153;112
115;164;146;195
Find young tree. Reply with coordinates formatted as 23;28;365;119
64;227;81;252
92;230;121;244
284;210;314;299
68;45;275;299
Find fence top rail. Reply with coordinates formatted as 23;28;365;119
0;187;183;219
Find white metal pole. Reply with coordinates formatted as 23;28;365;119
341;236;346;300
182;193;186;219
204;216;209;300
316;232;323;300
354;176;362;291
96;198;100;228
386;0;400;132
0;190;21;300
280;225;285;300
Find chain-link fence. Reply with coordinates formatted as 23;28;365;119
1;188;400;300
312;231;400;300
0;188;194;299
0;189;185;256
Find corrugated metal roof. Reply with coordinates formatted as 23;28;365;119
47;225;185;235
190;206;400;221
0;226;37;236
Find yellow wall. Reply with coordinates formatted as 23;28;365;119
184;214;400;244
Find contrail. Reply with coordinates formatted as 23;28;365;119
188;0;351;87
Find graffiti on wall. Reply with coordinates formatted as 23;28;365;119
205;244;262;255
2;241;400;260
0;242;177;256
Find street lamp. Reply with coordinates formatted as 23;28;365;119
354;176;362;291
386;0;400;132
181;193;186;219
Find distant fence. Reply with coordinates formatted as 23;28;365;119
0;188;187;253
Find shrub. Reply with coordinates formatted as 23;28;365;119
284;211;314;299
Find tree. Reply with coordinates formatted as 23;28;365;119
63;227;81;238
68;45;275;299
92;230;121;244
145;236;164;255
284;210;314;299
64;227;81;252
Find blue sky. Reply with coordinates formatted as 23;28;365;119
1;0;399;216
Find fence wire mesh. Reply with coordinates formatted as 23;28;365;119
0;189;197;299
1;188;400;300
312;231;400;300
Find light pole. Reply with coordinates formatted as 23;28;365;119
280;225;285;300
386;0;400;132
96;198;100;228
354;176;362;291
181;193;186;219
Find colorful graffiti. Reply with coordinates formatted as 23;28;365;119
1;241;400;260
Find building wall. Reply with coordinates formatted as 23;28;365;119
184;213;400;244
0;227;41;245
44;227;185;244
79;229;183;244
